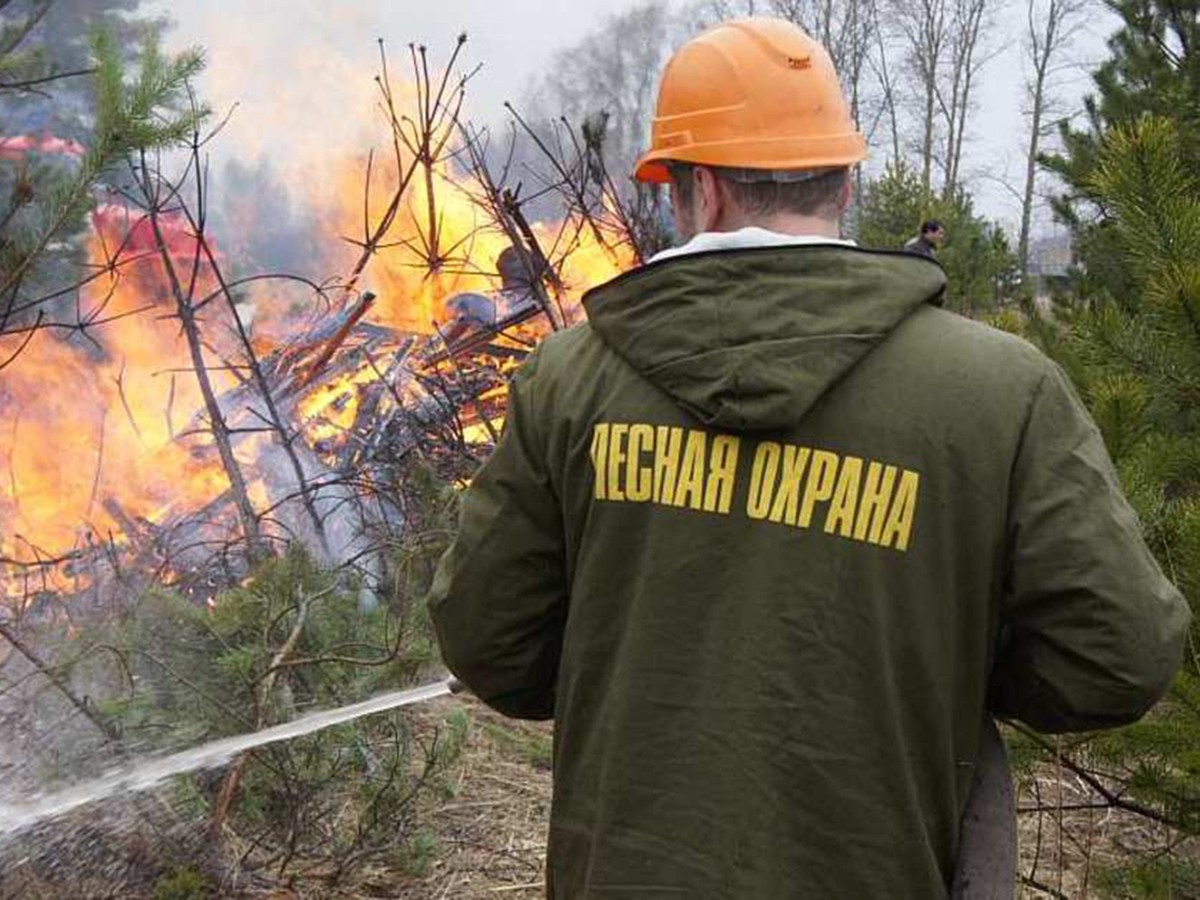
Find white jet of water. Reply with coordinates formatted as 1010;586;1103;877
0;678;456;837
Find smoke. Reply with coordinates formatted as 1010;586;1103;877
209;157;329;280
1;0;168;135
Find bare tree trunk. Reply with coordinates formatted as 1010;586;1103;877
940;41;965;190
1018;0;1089;276
923;0;949;190
872;7;903;166
886;0;950;190
1019;41;1052;275
942;0;990;196
818;0;835;45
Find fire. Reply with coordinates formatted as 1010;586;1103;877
1;116;636;603
0;211;235;580
327;154;632;333
298;362;389;447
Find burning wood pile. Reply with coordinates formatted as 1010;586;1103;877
0;41;653;618
0;221;613;615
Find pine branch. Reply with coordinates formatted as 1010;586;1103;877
0;27;208;339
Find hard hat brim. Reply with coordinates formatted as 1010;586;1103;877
633;132;868;184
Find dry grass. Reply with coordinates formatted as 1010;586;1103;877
202;695;554;898
307;698;1200;899
1015;766;1198;899
374;696;553;899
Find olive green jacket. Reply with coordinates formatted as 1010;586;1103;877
429;246;1190;899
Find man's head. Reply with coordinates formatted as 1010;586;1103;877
633;18;866;240
667;163;851;240
921;220;946;248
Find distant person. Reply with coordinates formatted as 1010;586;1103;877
429;17;1189;899
906;219;946;258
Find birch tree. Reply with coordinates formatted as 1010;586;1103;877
868;2;904;165
939;0;995;196
1017;0;1090;276
886;0;951;190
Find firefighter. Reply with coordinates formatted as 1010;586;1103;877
429;18;1190;899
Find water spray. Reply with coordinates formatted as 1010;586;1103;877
0;678;463;837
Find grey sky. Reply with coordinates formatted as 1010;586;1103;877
147;1;639;189
150;0;1117;236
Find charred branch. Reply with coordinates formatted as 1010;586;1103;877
137;152;267;562
295;291;377;389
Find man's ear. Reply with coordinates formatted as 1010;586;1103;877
838;170;853;212
695;166;725;232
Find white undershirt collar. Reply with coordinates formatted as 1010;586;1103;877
648;226;857;264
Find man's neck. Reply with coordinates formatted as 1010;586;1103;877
716;212;842;239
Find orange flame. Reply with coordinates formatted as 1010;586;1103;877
0;210;235;576
1;130;636;601
327;155;634;332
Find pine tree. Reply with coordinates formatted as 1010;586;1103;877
1041;0;1200;307
1007;5;1200;890
0;1;205;348
1022;115;1200;897
855;160;1019;314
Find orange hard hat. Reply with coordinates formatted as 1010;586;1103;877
633;18;867;184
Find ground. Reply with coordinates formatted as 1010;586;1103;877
0;694;553;900
2;693;1196;898
396;698;1195;899
1014;763;1197;899
396;699;1198;900
387;697;552;899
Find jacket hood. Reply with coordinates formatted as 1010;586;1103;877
582;245;946;431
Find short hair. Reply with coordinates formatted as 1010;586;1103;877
921;220;944;235
667;163;849;218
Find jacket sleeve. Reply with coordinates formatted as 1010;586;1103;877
427;349;567;720
989;362;1192;733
